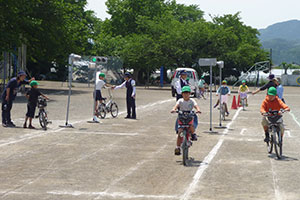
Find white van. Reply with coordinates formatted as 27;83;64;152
171;68;199;97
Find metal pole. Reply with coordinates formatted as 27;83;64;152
91;65;99;123
65;64;72;126
219;65;222;126
209;64;213;131
60;57;74;128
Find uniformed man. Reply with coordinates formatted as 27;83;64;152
1;71;33;127
114;72;136;119
175;70;189;101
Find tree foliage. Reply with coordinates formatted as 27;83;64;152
0;0;268;83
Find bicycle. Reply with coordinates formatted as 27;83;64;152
97;88;118;119
36;97;50;130
239;92;248;111
175;110;198;166
264;109;286;159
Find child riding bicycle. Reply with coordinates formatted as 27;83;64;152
260;87;290;143
171;86;201;155
214;80;231;116
198;75;207;99
238;80;249;106
94;73;113;120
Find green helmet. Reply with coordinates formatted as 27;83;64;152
222;80;227;84
242;80;246;83
181;86;191;93
29;80;39;87
99;73;105;78
267;87;277;96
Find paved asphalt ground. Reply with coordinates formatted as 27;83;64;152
0;81;299;200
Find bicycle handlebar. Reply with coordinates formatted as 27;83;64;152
262;109;286;116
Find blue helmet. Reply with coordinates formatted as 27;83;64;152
180;70;187;75
17;71;26;77
124;72;131;77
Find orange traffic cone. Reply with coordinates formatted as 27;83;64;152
231;95;238;109
237;94;242;107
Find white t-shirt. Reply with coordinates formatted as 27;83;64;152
176;98;197;111
96;80;105;90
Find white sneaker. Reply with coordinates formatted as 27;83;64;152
93;116;99;122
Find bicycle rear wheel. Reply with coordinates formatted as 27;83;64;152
182;130;189;166
110;102;118;118
39;110;47;130
98;103;106;119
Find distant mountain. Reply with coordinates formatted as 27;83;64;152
258;20;300;65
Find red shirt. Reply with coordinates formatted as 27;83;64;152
260;96;289;113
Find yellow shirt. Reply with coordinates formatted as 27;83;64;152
239;85;249;93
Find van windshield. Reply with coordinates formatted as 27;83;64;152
176;71;194;79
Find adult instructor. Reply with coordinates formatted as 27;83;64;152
252;74;277;95
1;71;33;127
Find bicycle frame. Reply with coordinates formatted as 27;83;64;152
265;110;284;159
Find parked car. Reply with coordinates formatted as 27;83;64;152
171;68;199;97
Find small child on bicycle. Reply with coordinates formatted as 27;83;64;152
198;75;207;99
214;80;231;116
94;73;113;120
23;81;49;129
260;87;290;143
171;86;201;155
238;80;249;106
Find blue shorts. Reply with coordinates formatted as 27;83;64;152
95;90;103;101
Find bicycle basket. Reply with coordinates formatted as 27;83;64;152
178;112;194;125
38;98;47;108
267;115;282;124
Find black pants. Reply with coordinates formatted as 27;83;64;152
126;96;136;118
2;98;13;124
176;94;183;101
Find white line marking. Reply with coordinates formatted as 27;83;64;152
98;143;171;199
270;159;283;200
285;130;292;138
180;107;242;200
46;190;178;199
63;131;139;136
289;112;300;128
240;128;247;135
0;98;174;148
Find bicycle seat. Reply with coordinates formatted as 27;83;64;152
101;98;107;101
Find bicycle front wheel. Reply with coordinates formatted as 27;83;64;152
182;130;189;166
221;104;226;121
98;103;106;119
267;135;273;154
276;131;283;159
110;102;118;118
39;110;47;130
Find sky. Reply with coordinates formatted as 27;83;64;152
86;0;300;29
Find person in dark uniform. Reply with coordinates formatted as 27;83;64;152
23;80;49;129
175;70;189;101
1;71;33;127
113;72;136;119
252;74;277;95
